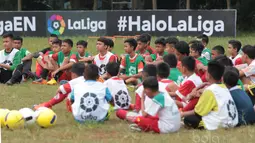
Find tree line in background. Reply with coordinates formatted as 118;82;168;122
0;0;254;31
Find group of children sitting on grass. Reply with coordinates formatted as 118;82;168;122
1;32;255;133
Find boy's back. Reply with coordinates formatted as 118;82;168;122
71;81;110;122
195;83;238;130
229;86;255;125
146;92;180;133
104;77;131;109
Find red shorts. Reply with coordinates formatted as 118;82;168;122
135;116;160;133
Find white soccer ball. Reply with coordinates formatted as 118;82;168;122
19;108;36;126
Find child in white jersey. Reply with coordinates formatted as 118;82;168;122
129;76;180;133
34;62;85;112
93;37;117;78
71;64;113;123
104;62;131;110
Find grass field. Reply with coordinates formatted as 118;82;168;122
1;34;255;143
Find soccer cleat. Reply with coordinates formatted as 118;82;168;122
6;79;15;86
129;124;142;132
47;78;57;85
32;78;47;84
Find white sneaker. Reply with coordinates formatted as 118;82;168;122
129;124;142;132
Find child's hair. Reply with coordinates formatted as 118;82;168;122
50;34;58;39
154;37;166;46
63;39;73;47
223;66;239;87
157;62;170;79
207;60;225;81
143;76;159;92
188;40;200;46
212;45;225;55
242;45;255;59
2;33;14;39
13;36;23;43
97;37;109;46
175;41;190;56
228;40;242;52
137;34;148;43
143;64;157;77
190;41;204;56
52;39;62;46
181;56;196;72
108;38;114;48
124;38;137;51
197;34;209;44
165;37;179;46
84;64;99;80
163;54;177;68
106;62;119;77
141;33;151;43
71;62;85;76
214;55;233;67
76;40;88;48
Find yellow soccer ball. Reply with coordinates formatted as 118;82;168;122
0;109;10;127
4;110;25;129
36;108;57;128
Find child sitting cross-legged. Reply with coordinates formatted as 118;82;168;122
129;76;181;133
34;62;85;111
71;64;114;123
104;62;132;110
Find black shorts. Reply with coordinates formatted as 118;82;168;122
0;68;13;83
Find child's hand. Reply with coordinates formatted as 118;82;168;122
52;69;59;77
156;56;163;61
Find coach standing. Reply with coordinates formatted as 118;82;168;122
0;33;21;83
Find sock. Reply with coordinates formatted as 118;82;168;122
54;71;63;81
41;69;49;79
46;92;69;107
116;109;129;120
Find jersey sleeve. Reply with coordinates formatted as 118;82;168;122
59;83;71;94
120;57;126;69
235;58;243;65
242;64;255;77
175;80;195;100
109;55;117;63
70;54;78;63
25;50;31;56
137;61;144;73
134;93;141;111
194;89;217;116
52;53;59;61
10;51;21;71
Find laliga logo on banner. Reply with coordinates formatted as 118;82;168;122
47;14;66;35
47;14;106;35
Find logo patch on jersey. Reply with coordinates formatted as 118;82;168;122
227;100;237;120
115;90;129;108
1;60;12;70
99;64;106;75
80;92;99;113
128;66;136;76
